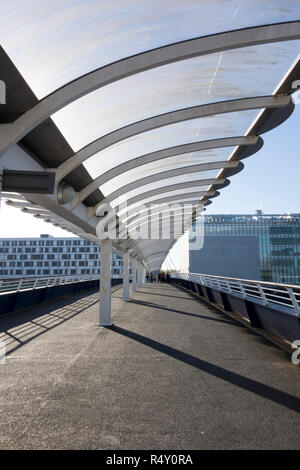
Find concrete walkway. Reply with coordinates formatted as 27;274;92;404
0;283;299;449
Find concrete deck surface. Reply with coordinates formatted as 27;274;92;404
0;283;299;450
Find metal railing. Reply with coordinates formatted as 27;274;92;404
0;275;102;294
172;273;300;314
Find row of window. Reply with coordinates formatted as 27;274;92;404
0;268;123;276
0;239;93;247
0;247;99;253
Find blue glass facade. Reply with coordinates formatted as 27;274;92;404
189;213;300;284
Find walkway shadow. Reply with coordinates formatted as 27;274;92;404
136;290;196;301
0;290;100;354
110;325;300;413
129;299;237;326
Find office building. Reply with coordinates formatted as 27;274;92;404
189;212;300;284
0;234;123;279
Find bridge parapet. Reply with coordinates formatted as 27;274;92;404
0;275;122;317
172;273;300;351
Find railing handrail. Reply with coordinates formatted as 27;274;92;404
187;272;300;290
172;272;300;314
0;274;122;295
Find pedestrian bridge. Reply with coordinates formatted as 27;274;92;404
0;281;299;450
0;1;300;450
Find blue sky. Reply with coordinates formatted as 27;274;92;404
206;97;300;215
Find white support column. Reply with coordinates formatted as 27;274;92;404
136;262;141;287
139;262;143;286
99;238;112;326
123;251;130;301
139;263;145;286
132;256;137;292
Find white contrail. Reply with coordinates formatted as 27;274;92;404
208;52;223;95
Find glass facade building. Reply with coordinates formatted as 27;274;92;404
189;213;300;284
0;235;124;279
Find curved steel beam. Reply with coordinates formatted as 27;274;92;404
121;207;194;233
131;244;177;261
146;257;170;266
115;199;202;231
117;193;209;225
120;190;213;233
147;259;169;268
139;247;174;259
94;177;223;224
143;251;171;262
70;135;259;208
1;21;298;157
120;185;215;211
124;240;174;255
118;197;204;238
124;205;200;232
126;220;188;238
127;239;174;251
61;95;282;186
121;203;197;227
127;224;185;238
100;161;239;206
124;206;208;236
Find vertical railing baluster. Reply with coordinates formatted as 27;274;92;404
257;284;267;305
287;288;300;314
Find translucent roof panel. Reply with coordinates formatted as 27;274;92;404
50;40;300;151
125;186;208;207
111;175;210;206
101;154;226;197
103;163;220;202
111;184;211;209
84;110;260;179
106;175;211;205
125;203;194;226
117;197;202;218
110;173;213;208
1;1;299;98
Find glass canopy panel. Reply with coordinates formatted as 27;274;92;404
50;40;300;151
105;168;218;204
111;176;210;207
110;173;213;209
117;196;202;218
125;205;193;227
127;187;208;207
1;1;299;98
110;181;210;205
101;152;226;198
85;110;259;180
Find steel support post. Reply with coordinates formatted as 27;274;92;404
123;251;130;301
137;262;141;287
132;256;137;292
99;238;112;326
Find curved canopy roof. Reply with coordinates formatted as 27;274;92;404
0;1;300;271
